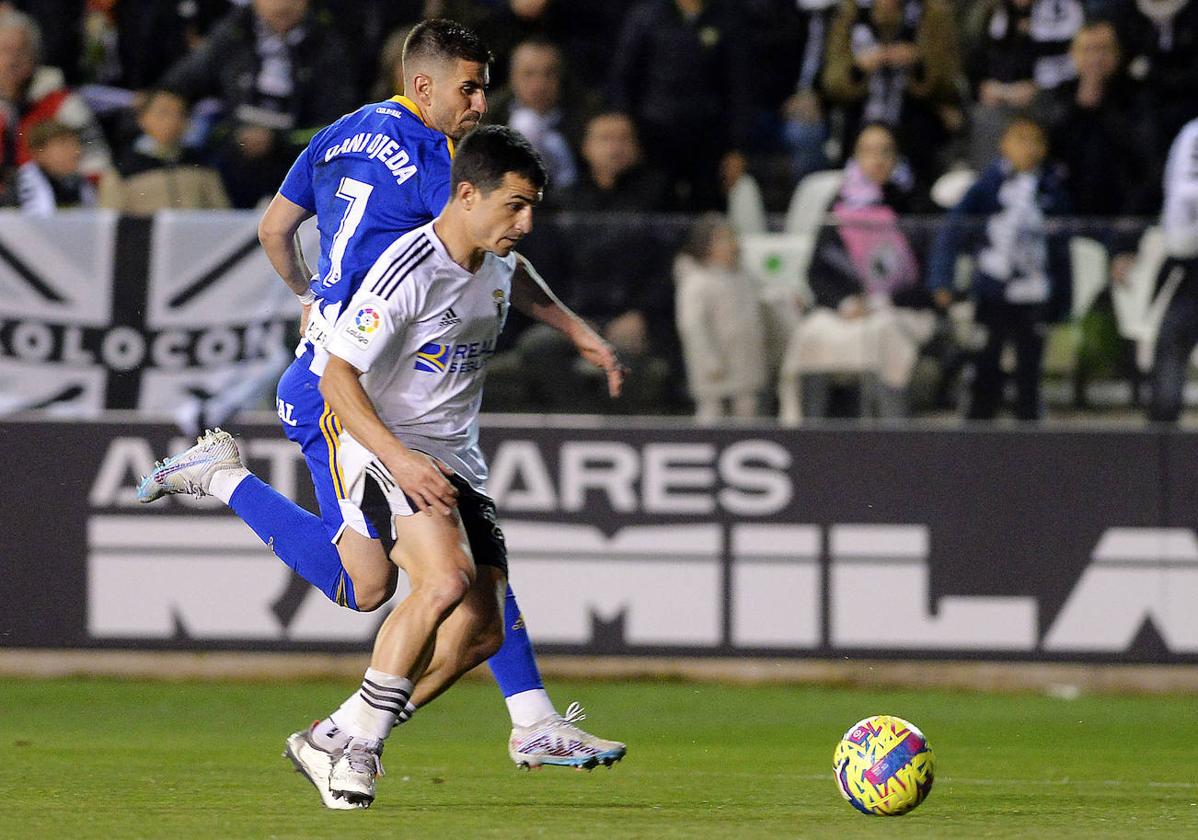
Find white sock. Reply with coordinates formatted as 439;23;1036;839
315;699;416;752
506;688;557;728
311;716;350;752
208;467;251;504
332;668;414;741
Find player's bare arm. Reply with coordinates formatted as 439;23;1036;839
259;193;317;329
511;253;626;398
319;353;458;515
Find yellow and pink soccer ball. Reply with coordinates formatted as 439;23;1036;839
834;715;935;816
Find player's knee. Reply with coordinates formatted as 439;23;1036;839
413;567;472;616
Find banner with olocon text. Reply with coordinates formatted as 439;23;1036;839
0;210;317;417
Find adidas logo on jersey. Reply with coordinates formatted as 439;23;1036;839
438;308;462;327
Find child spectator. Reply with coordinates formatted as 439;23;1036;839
674;213;767;421
98;89;229;213
16;120;96;215
927;116;1072;420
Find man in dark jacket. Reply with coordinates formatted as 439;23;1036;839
158;0;357;207
608;0;749;211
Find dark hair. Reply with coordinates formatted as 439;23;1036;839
680;212;731;261
402;18;492;75
451;125;548;195
852;120;898;151
28;120;79;151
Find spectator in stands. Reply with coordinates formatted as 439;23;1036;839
1033;20;1154;404
0;7;111;197
487;37;588;196
1113;0;1198;192
778;122;935;422
822;0;963;187
320;0;422;96
1148;117;1198;422
3;0;83;83
464;0;582;89
963;0;1084;168
513;111;678;410
1034;20;1155;220
560;110;669;212
928;116;1072;421
16;120;95;215
98;89;229;214
608;0;750;210
775;0;839;181
158;0;357;208
674;213;767;421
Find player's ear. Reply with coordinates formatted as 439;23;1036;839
456;180;476;208
411;71;433;106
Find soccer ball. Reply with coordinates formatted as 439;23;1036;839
833;715;934;816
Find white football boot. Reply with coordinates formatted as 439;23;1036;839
329;738;385;807
283;725;364;811
509;702;626;770
136;428;243;502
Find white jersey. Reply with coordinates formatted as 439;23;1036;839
1163;118;1198;259
323;220;515;491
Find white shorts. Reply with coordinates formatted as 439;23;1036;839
334;433;424;542
332;432;509;572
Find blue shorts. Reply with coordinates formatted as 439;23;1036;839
276;351;377;541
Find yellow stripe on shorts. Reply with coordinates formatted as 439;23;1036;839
319;402;347;500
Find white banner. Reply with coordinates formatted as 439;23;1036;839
0;210;305;418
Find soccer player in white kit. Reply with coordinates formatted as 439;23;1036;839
307;125;624;807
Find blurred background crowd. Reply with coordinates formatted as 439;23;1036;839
2;0;1197;424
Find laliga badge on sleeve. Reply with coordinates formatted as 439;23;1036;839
344;305;382;349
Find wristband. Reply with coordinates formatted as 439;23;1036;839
297;289;316;305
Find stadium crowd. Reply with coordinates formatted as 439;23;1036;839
2;0;1197;421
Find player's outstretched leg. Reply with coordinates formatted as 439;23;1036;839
487;585;627;770
136;428;365;610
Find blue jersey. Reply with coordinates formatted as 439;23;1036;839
280;96;454;323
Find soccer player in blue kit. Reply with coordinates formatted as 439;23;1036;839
138;19;626;798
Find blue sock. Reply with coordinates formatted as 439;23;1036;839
227;475;358;610
487;585;544;696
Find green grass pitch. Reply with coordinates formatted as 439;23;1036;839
1;676;1195;838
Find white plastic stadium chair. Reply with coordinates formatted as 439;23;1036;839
783;169;844;235
1108;226;1191;372
1112;226;1165;345
930;167;977;210
1069;236;1109;321
1042;237;1109;379
726;173;768;236
740;232;816;379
